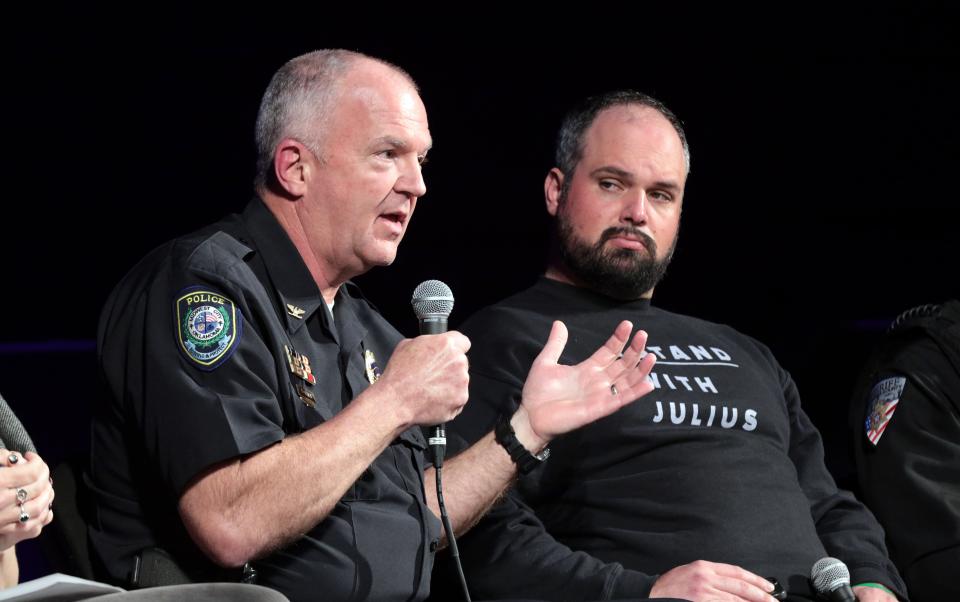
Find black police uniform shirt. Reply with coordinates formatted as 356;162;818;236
445;278;905;601
851;300;960;602
90;198;441;602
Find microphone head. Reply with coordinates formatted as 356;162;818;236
0;394;36;454
811;557;851;595
411;279;454;320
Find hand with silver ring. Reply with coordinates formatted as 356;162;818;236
516;320;657;452
0;449;55;553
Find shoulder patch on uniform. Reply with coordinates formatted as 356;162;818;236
175;287;243;371
865;376;906;446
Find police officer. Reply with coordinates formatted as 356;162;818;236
89;50;657;602
852;300;960;602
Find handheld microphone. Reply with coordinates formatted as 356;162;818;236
811;557;858;601
0;394;36;454
410;279;470;601
410;279;455;467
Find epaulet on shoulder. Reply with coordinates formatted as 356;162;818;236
888;303;942;334
176;230;254;273
203;231;253;258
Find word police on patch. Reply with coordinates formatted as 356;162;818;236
175;288;242;370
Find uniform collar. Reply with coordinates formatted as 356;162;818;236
239;198;324;335
238;198;375;341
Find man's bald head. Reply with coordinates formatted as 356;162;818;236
253;49;417;191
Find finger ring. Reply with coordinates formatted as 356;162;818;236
16;488;27;503
18;506;29;523
7;454;19;464
610;383;619;396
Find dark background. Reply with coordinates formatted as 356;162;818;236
1;8;957;581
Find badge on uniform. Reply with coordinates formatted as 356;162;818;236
175;288;242;371
364;349;382;384
865;376;906;446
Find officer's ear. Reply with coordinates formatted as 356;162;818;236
272;138;312;197
544;167;565;217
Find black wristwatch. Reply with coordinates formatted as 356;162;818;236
494;415;550;475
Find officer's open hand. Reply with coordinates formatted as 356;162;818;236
512;320;655;451
378;332;471;427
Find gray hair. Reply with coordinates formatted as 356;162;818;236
253;49;416;190
555;90;691;180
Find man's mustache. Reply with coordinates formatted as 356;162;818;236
598;227;657;255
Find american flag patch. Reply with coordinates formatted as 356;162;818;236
865;376;906;446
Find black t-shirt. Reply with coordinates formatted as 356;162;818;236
90;198;440;602
448;278;904;601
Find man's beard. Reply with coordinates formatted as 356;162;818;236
556;208;676;301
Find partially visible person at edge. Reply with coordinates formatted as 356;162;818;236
851;300;959;602
0;393;55;589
